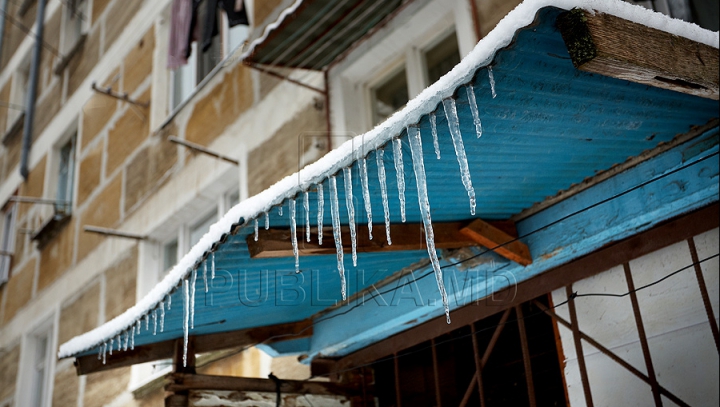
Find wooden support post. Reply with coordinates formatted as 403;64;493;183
557;9;719;100
460;219;532;265
516;305;537;407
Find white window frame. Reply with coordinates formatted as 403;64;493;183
16;316;56;407
0;201;17;285
59;0;91;55
43;127;77;219
328;0;477;137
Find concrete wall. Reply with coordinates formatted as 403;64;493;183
552;228;719;407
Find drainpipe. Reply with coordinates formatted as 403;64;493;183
20;0;46;180
0;0;8;68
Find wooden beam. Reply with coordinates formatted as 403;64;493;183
460;219;532;265
557;9;719;100
74;319;312;375
247;220;518;258
167;373;361;396
313;202;719;375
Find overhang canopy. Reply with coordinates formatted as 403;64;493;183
60;0;719;375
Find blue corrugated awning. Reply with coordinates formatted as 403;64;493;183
62;4;719;366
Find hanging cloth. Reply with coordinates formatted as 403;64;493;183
167;0;194;69
202;0;249;52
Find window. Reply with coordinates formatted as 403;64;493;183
55;135;76;216
18;322;54;407
330;0;473;135
60;0;89;54
0;202;16;285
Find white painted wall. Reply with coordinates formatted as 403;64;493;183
552;228;719;407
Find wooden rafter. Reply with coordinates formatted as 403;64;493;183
557;9;719;100
166;373;362;396
460;218;532;266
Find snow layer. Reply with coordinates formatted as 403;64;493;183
58;0;719;359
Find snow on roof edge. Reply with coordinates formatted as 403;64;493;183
59;0;719;359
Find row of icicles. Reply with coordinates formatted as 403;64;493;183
96;67;497;367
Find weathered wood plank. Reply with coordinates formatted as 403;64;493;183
557;9;719;100
247;220;518;258
460;219;532;265
168;373;360;396
74;320;312;375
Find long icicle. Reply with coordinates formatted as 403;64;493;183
102;342;107;364
254;219;259;241
329;176;346;300
317;183;324;245
488;66;497;98
152;310;157;335
159;301;165;332
183;278;189;367
359;157;373;240
290;198;300;273
430;112;441;159
304;191;311;242
167;293;171;310
265;212;270;230
442;98;476;216
211;252;216;280
109;337;114;355
343;167;357;267
130;325;135;350
376;148;392;245
203;259;208;293
466;84;482;138
392;138;406;222
407;126;451;323
190;268;197;329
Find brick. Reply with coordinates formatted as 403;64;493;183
185;64;253;147
105;91;150;174
124;124;177;211
81;93;117;151
103;0;143;53
77;141;103;206
52;366;79;407
58;280;100;347
0;344;19;400
123;27;155;95
18;156;47;219
66;24;102;98
248;103;325;195
105;246;138;321
77;174;122;261
2;258;36;324
83;367;131;407
33;80;62;141
92;0;112;25
37;218;76;292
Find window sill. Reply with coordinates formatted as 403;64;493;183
31;212;72;249
53;34;88;76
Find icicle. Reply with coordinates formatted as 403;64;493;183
130;325;135;350
317;183;324;245
278;205;283;216
116;335;121;352
123;331;129;352
359;157;373;240
430;112;441;159
442;98;477;216
407;126;451;323
203;260;209;293
183;279;189;367
153;310;157;335
159;301;166;332
343;167;358;267
102;343;107;365
265;212;270;230
254;219;259;241
136;320;141;337
109;337;114;355
487;66;497;98
167;294;171;311
466;84;482;138
329;176;346;300
392;138;406;222
290;199;299;273
190;268;197;329
376;148;392;245
98;345;102;360
211;252;216;280
304;191;311;243
145;314;149;332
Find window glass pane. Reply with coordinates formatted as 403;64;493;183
56;137;75;214
228;24;249;53
197;36;222;83
190;213;217;247
372;68;408;126
172;61;195;110
424;33;460;85
163;239;178;271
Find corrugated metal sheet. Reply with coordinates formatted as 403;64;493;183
79;7;718;356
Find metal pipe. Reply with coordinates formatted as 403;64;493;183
83;225;148;240
168;136;240;165
0;0;8;68
20;0;46;180
687;237;720;353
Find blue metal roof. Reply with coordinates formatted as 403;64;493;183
78;7;718;358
